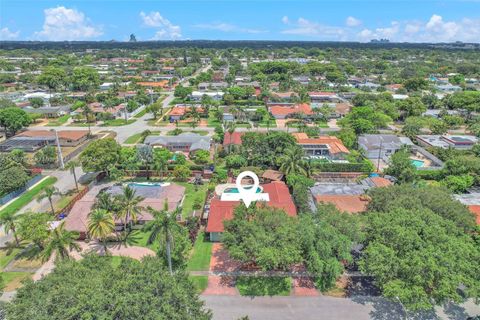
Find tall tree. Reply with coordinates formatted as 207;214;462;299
41;222;80;262
0;107;31;137
117;186;144;239
146;202;190;275
5;255;212;320
360;208;480;311
278;146;308;176
88;209;115;253
37;185;61;214
0;211;21;246
65;160;80;191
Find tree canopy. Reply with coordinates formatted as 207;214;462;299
360;208;480;311
6;255;212;320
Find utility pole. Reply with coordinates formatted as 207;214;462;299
51;129;64;169
376;140;383;173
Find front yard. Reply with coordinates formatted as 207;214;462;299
236;276;292;296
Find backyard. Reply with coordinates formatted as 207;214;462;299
177;182;209;219
186;232;212;271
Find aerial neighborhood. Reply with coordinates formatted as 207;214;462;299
0;40;479;319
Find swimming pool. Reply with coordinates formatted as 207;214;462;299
224;187;262;194
128;182;164;187
411;159;425;168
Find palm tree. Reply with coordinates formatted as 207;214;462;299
65;160;79;191
80;104;94;136
145;203;177;275
0;211;21;246
88;209;115;254
278;146;308;176
117;186;144;239
154;157;168;179
38;186;61;214
41;221;81;262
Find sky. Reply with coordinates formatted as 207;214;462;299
1;0;480;43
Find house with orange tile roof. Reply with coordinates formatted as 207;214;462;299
223;132;244;148
292;132;349;159
206;181;297;241
268;103;313;119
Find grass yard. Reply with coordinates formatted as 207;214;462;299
186;232;212;271
236;276;292;297
68;122;94;127
191;130;209;136
315;121;329;128
102;119;136;126
127;229;159;252
45;115;70;126
234;123;252;128
0;176;57;216
177;182;209;218
0;248;21;269
189;276;208;293
207;112;221;127
134;108;147;118
1;272;33;291
124;132;143;144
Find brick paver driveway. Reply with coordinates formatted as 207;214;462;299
203;243;240;295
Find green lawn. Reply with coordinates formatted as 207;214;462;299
0;248;21;269
134;108;147;118
235;123;252;128
124;131;161;144
0;176;58;216
102;119;136;126
127;229;159;252
68;122;94;127
186;232;213;271
1;272;33;291
124;133;143;144
191;130;209;136
45;115;70;126
177;182;209;218
189;276;208;293
207;112;221;127
236;277;292;296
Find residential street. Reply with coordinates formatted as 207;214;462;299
202;295;480;320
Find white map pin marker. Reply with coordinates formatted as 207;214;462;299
236;171;260;208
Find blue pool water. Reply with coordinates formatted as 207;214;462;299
411;159;425;168
224;187;262;194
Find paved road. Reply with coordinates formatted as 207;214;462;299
202;295;480;320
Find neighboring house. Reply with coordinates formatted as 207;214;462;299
22;105;70;118
190;91;224;101
271;92;298;102
422;109;460;118
292;133;349;159
222;113;234;122
0;130;89;152
89;102;124;118
198;82;228;91
436;84;462;93
310;177;392;214
416;135;478;150
311;102;351;118
169;106;187;121
358;134;413;160
268;103;313;119
308;92;339;103
65;183;185;239
453;194;480;225
385;84;403;92
223;132;244;148
144;133;211;154
206;181;296;241
357;81;380;90
99;82;114;90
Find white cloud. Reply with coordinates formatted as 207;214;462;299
282;14;480;42
33;6;102;40
346;16;362;27
140;11;181;40
194;22;265;34
281;17;347;40
0;27;20;40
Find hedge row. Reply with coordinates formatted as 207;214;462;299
314;162;372;173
